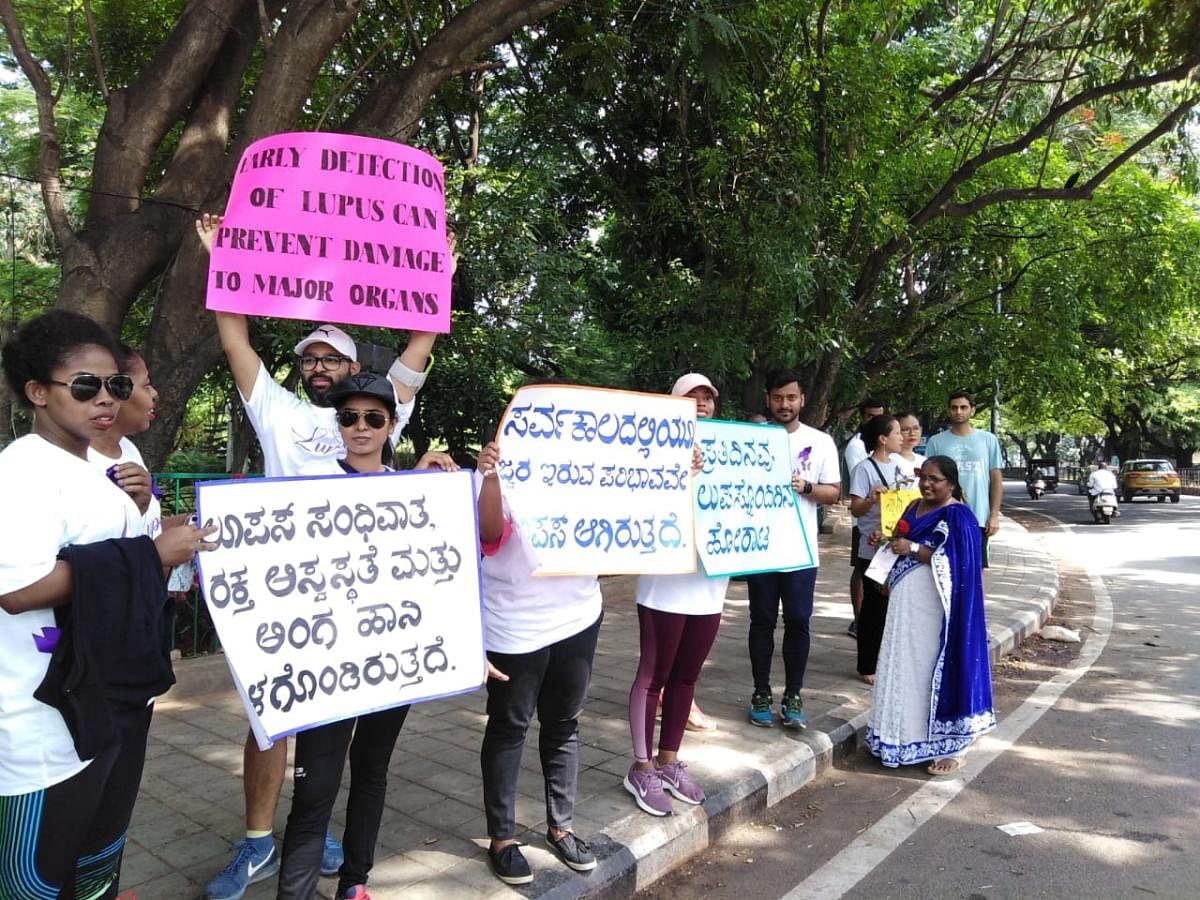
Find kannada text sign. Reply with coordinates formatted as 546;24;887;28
196;470;483;748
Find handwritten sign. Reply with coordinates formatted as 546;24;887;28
205;132;451;332
495;385;697;575
195;470;483;748
880;489;920;536
694;419;814;576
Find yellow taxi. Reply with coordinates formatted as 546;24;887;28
1119;459;1181;503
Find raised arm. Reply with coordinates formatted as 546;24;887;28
387;231;456;403
196;214;263;399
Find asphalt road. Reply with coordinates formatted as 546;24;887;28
638;481;1200;900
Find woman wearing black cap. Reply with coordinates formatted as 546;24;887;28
278;372;455;900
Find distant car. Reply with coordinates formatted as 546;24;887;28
1119;459;1181;503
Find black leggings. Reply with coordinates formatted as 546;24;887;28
277;705;410;899
855;557;889;675
0;704;153;900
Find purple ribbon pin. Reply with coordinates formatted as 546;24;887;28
33;627;60;653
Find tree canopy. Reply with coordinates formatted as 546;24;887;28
2;0;1199;466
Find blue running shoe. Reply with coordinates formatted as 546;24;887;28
204;837;278;900
748;691;774;727
322;831;345;875
781;692;808;729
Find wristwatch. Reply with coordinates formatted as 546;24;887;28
909;543;922;559
801;481;814;495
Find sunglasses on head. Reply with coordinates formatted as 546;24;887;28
48;373;134;402
336;409;389;430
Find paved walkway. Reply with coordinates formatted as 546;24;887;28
121;504;1057;899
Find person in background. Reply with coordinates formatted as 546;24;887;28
278;372;455;900
624;373;725;816
923;391;1003;567
848;414;903;684
891;412;925;483
475;439;600;885
745;371;840;729
844;398;885;639
0;310;214;899
864;455;995;776
196;213;443;900
88;345;161;539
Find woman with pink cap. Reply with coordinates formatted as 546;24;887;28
623;373;728;816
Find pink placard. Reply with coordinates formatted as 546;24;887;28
205;132;451;332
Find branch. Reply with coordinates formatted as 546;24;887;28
912;56;1200;228
82;0;108;100
939;90;1200;218
0;0;76;251
235;0;363;151
348;0;572;141
87;0;247;224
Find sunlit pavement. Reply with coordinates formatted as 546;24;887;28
120;499;1058;898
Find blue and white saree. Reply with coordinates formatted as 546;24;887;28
865;501;995;767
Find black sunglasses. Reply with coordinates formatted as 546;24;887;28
48;373;134;402
337;409;389;430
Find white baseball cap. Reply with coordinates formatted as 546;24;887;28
294;324;357;361
671;372;718;398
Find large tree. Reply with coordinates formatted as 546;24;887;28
529;0;1200;423
0;0;572;465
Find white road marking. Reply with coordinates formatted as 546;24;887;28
782;524;1114;900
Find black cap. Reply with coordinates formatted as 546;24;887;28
325;372;398;415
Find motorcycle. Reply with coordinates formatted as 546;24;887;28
1027;477;1046;500
1090;488;1118;524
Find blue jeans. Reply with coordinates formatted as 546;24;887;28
746;568;818;695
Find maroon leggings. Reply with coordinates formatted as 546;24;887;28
628;606;722;761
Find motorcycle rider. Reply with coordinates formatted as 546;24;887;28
1086;460;1119;514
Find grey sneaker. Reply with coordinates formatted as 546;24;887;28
623;763;672;816
657;760;704;805
545;831;596;871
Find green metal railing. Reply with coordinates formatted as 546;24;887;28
155;472;258;659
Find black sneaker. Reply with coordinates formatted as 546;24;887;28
488;842;533;885
545;831;597;872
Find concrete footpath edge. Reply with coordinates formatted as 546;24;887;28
564;524;1061;899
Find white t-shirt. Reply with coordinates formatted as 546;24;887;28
242;363;414;477
88;436;162;538
844;434;868;473
1086;468;1117;493
0;435;142;794
637;567;729;616
787;422;840;568
475;474;602;655
890;451;925;484
844;435;868;526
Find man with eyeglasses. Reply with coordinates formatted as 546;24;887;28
196;214;442;899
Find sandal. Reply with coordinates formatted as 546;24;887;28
927;757;965;776
685;703;717;732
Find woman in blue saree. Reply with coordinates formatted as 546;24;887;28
865;455;995;775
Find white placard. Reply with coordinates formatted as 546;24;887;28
495;385;697;575
196;470;484;748
694;419;815;576
864;543;900;584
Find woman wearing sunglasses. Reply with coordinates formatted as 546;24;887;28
281;371;455;900
0;310;215;899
